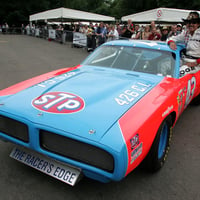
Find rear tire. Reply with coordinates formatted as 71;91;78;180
142;116;173;172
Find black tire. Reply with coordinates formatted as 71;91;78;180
190;93;200;105
142;116;173;172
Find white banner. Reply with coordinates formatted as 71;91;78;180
35;28;40;37
73;32;87;47
48;29;56;39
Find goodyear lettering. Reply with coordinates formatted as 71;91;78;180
162;105;173;118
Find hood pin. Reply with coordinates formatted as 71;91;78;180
37;112;43;116
89;129;96;135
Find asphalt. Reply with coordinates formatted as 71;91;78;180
0;34;200;200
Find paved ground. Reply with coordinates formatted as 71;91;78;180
0;34;199;200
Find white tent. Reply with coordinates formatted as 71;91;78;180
121;7;200;23
29;7;115;22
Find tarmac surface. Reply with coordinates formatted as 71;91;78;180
0;34;199;200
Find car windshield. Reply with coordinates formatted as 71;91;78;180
83;45;176;77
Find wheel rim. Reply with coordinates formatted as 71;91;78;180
158;123;168;159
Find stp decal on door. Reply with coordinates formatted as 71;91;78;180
32;92;85;114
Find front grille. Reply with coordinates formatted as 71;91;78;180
0;115;29;142
40;130;114;172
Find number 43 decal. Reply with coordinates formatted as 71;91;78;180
185;76;196;107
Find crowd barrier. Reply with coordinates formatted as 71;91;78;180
0;27;125;51
0;27;22;34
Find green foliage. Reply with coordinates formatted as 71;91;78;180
0;0;200;25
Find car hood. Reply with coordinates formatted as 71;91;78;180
0;66;163;141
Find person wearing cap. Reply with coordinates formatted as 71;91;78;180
167;11;200;72
161;26;169;41
177;23;182;34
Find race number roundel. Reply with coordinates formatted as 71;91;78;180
32;92;85;114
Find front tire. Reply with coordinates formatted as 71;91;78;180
190;93;200;105
142;116;173;172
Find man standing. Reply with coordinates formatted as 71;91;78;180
96;22;107;46
121;19;134;39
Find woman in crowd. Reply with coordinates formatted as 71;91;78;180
141;25;151;40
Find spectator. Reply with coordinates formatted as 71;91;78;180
141;25;151;40
73;23;80;32
150;21;156;31
161;26;169;41
96;22;107;46
2;24;6;34
107;24;119;41
131;24;141;39
87;23;96;51
168;25;179;37
116;22;122;37
121;19;134;38
177;23;182;34
148;27;161;40
82;25;89;35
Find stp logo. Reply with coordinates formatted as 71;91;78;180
32;92;85;114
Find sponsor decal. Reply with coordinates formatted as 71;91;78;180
131;143;143;164
177;87;186;115
32;92;85;114
130;134;139;150
115;82;151;106
180;66;197;76
10;147;81;186
162;105;173;118
37;72;76;88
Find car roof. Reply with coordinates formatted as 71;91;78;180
104;40;184;52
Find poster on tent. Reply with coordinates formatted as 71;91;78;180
73;32;87;47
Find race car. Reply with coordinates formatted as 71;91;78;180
0;40;200;186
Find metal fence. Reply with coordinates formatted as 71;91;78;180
0;26;124;52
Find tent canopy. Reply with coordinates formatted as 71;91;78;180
121;7;200;23
29;7;115;22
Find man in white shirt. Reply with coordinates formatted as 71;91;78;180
167;12;200;67
167;11;200;76
107;25;119;41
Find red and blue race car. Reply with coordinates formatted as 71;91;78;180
0;40;199;186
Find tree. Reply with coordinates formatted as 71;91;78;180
0;0;200;26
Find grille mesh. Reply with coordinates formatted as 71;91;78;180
0;115;29;142
40;130;114;172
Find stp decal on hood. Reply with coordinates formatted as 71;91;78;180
32;92;85;114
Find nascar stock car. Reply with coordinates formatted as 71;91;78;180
0;40;200;186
